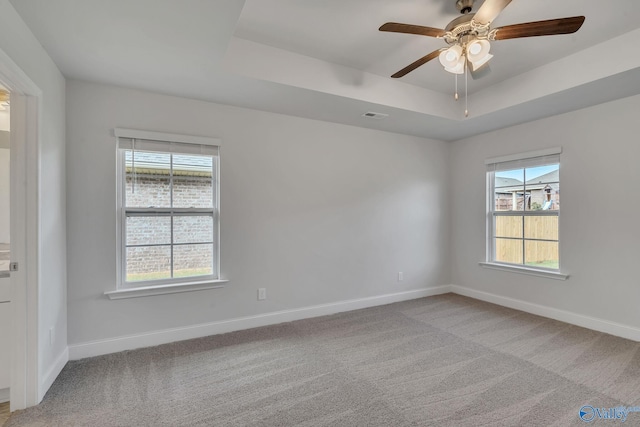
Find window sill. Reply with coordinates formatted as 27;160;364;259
478;262;569;280
104;279;228;300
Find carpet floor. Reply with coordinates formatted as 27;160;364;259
5;294;640;426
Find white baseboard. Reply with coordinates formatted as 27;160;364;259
68;284;640;361
450;285;640;342
69;286;451;360
39;347;69;401
0;387;8;403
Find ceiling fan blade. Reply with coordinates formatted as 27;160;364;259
379;22;446;38
391;49;443;78
473;0;512;25
493;16;585;40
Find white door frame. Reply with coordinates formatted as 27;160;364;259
0;47;41;411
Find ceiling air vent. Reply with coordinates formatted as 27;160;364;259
362;112;388;120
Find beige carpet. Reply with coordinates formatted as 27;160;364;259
6;294;640;426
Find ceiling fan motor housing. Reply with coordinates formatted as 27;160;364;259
456;0;474;14
444;13;490;45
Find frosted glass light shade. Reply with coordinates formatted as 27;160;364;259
469;42;483;55
444;56;466;74
467;39;492;71
439;45;463;68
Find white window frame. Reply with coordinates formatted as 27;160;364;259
480;147;568;280
105;128;227;299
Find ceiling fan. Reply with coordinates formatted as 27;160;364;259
379;0;585;114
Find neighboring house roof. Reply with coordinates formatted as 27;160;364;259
526;169;558;185
496;169;559;193
525;169;559;191
495;177;522;188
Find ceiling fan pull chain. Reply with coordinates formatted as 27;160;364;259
455;73;459;100
464;59;469;118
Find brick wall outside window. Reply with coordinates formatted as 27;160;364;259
125;174;214;276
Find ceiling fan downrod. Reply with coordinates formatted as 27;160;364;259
456;0;474;15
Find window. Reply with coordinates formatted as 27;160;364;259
115;129;220;289
486;148;561;272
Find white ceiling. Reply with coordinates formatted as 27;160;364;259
10;0;640;141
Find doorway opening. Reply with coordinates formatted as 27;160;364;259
0;84;11;420
0;45;41;413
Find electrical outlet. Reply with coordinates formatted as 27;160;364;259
398;272;404;282
49;327;54;346
258;288;267;300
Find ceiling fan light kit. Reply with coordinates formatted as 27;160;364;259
379;0;585;117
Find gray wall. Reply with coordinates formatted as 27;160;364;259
450;94;640;329
66;80;451;345
0;0;67;399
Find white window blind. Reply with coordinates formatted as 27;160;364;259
116;137;219;156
